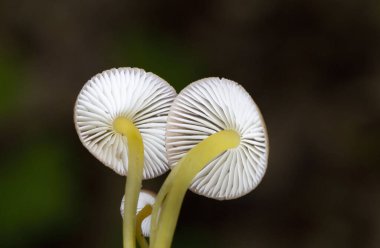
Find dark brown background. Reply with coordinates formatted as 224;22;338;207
0;0;379;247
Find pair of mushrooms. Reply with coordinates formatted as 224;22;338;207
74;68;268;248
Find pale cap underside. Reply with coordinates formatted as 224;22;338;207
74;67;177;179
166;77;269;200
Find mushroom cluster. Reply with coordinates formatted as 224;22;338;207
74;68;269;248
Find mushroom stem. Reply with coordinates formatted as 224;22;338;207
136;205;152;248
150;165;180;244
114;117;144;248
151;130;240;248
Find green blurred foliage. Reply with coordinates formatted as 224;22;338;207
0;138;76;247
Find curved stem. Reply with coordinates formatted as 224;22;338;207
114;117;144;248
151;130;240;248
136;205;152;248
150;165;180;244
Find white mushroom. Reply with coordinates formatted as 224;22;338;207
151;77;268;248
74;67;176;248
120;190;156;237
74;67;176;179
166;77;268;199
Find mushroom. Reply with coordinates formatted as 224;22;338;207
74;67;176;248
150;77;268;247
120;190;156;236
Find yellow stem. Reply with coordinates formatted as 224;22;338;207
151;130;240;248
114;117;144;248
136;205;152;248
150;165;180;244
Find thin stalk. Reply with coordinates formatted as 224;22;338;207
114;117;144;248
136;205;152;248
151;130;240;248
149;165;180;244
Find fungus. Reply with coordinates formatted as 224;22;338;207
150;77;268;247
120;190;156;248
74;68;176;248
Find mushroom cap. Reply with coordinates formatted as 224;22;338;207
74;67;176;179
166;77;269;200
120;190;156;237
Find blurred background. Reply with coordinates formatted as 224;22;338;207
0;0;379;247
